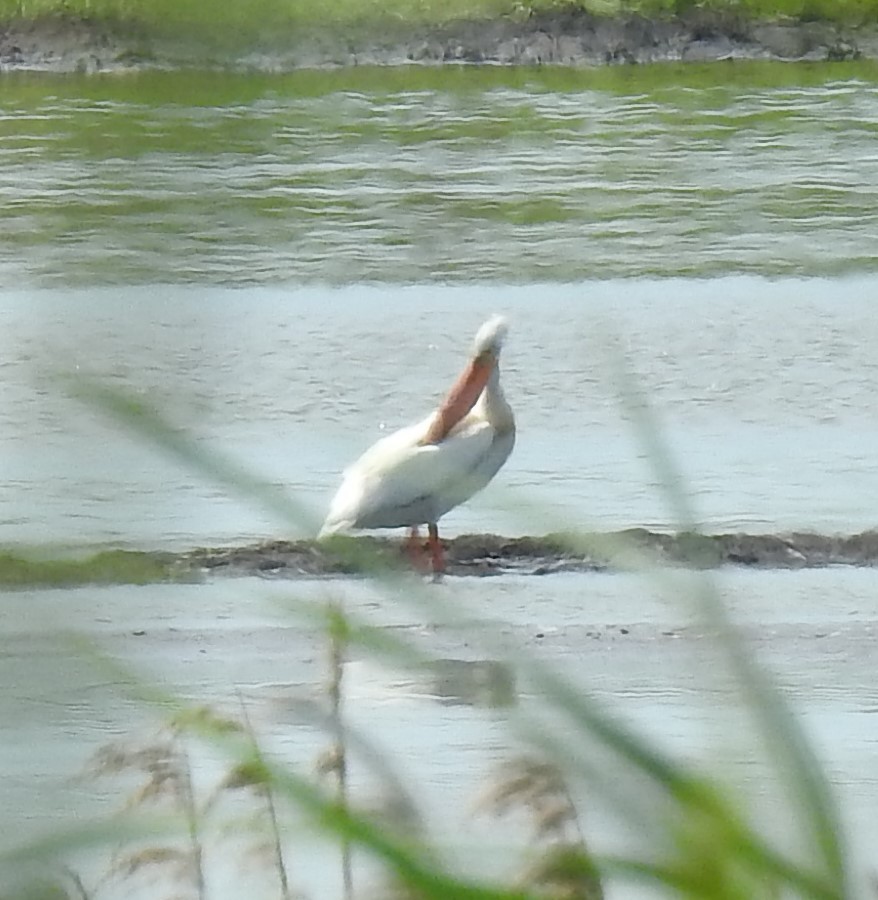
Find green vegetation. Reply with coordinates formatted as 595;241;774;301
0;0;875;51
0;549;175;587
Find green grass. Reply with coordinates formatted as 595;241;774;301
0;549;175;587
0;0;875;51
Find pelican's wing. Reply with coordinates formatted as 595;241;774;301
320;415;494;533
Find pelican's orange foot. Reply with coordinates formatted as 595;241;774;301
428;523;445;582
406;527;431;575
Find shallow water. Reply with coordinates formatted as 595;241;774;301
3;278;878;549
2;568;877;895
2;61;878;896
2;65;878;286
2;65;878;550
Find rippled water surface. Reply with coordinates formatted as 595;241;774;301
3;569;878;896
2;64;878;548
0;277;878;548
2;61;878;896
2;277;878;548
2;63;878;286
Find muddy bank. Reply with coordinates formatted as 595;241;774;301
180;529;878;580
1;11;876;74
6;530;878;587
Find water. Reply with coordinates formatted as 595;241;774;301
3;569;877;895
2;64;878;549
1;65;878;287
2;61;878;895
3;278;878;549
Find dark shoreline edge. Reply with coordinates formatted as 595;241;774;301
3;530;877;587
1;11;877;74
182;529;878;579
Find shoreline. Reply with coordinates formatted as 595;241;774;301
1;11;877;74
4;529;878;587
182;529;878;579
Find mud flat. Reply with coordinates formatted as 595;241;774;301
180;529;878;579
1;10;877;73
10;532;878;588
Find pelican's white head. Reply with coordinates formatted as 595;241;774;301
473;315;508;358
420;314;509;444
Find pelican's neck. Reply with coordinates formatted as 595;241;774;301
478;364;514;434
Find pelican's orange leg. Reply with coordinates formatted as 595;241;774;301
427;523;445;580
406;527;430;574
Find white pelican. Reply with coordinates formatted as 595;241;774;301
319;315;515;576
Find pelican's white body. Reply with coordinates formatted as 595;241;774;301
319;317;515;536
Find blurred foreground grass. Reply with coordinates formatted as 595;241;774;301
1;374;857;900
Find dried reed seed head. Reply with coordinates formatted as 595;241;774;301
90;740;181;776
315;744;345;778
222;758;271;791
474;771;540;816
125;768;185;809
520;844;604;900
509;757;567;793
169;704;243;734
534;799;579;839
108;846;190;880
89;744;130;774
500;756;566;787
476;755;572;819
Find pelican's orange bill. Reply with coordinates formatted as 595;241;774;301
422;352;495;444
